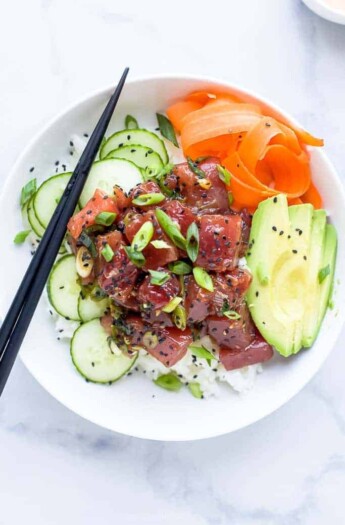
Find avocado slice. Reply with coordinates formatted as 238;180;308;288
246;194;336;357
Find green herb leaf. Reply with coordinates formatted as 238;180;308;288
156;113;179;148
186;222;199;263
188;382;203;399
131;221;154;252
318;264;330;284
155;209;186;250
125;114;139;129
78;231;97;257
193;267;214;292
101;243;114;262
124;246;146;267
154;373;183;392
95;211;117;226
187;157;206;179
148;270;170;286
217;165;232;186
228;192;234;207
188;343;217;364
172;305;187;331
151;239;171;249
223;310;241;320
20;179;37;207
13;230;31;244
168;261;193;275
162;296;182;313
132;192;165;206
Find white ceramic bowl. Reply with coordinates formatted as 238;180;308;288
1;75;344;441
302;0;345;24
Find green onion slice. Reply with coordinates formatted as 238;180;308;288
168;261;192;275
217;165;232;186
186;222;199;262
228;192;234;206
101;243;114;262
187;157;206;179
125;114;139;129
162;296;182;313
155;209;186;250
156;113;179;148
131;221;154;252
154;373;183;392
124;246;146;267
13;230;31;244
188;343;217;364
318;264;330;284
132;192;165;206
148;270;170;286
193;267;214;292
78;231;97;257
95;211;117;226
172;305;187;331
20;178;37;207
188;383;203;399
151;239;171;250
223;310;241;320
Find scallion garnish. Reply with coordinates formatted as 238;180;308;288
148;270;170;286
186;222;199;263
156;113;179;148
132;192;165;206
78;231;97;257
95;211;117;226
223;310;241;320
13;230;31;244
188;382;203;399
217;165;232;186
154;373;183;392
187;157;206;179
162;296;182;313
124;246;146;267
101;243;114;262
20;178;37;207
131;221;154;252
228;193;234;206
188;343;216;365
125;114;139;129
172;304;187;331
168;261;192;275
151;239;171;249
193;267;214;292
318;264;330;283
155;209;186;250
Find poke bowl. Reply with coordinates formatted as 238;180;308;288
1;74;345;441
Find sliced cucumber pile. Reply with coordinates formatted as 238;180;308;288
100;129;169;164
47;254;81;321
79;159;142;207
33;172;72;229
106;144;164;176
27;197;45;237
78;294;110;323
71;319;137;383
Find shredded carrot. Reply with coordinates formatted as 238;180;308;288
166;90;324;210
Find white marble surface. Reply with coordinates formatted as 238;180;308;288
1;0;345;523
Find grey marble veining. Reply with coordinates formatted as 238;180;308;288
1;0;345;523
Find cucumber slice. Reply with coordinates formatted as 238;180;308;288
33;172;72;228
106;144;164;176
100;129;169;164
78;294;110;322
47;254;81;321
79;159;142;207
71;319;137;383
27;197;45;237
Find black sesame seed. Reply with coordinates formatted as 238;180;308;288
29;166;35;172
279;231;284;236
273;196;277;203
292;249;298;254
272;226;277;232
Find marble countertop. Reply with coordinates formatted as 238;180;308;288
1;0;345;523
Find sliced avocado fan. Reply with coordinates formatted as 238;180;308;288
246;194;337;357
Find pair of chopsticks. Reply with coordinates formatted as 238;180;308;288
0;67;129;396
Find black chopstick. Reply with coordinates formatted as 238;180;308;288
0;67;129;395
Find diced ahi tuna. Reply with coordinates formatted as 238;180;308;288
161;200;196;236
129;181;165;209
206;305;255;351
219;333;273;371
138;270;180;310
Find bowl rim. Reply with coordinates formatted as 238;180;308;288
5;73;345;440
302;0;345;24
